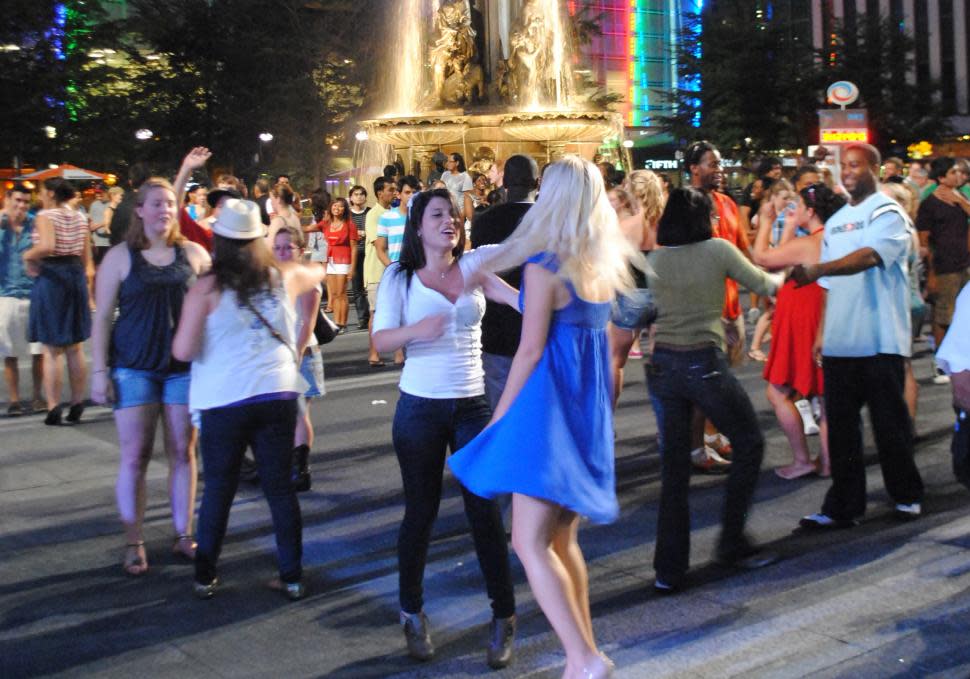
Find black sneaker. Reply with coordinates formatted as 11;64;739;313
6;403;23;417
797;513;858;531
715;543;780;570
401;611;434;661
193;578;218;600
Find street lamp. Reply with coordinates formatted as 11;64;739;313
256;132;273;165
44;126;57;139
135;128;153;140
355;130;369;142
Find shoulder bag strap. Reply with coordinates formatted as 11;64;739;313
243;297;299;365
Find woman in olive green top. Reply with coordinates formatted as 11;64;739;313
645;187;782;592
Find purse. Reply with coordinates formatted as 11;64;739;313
314;308;338;345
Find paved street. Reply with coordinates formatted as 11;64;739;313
1;321;969;678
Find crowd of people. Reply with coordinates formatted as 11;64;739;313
1;139;969;678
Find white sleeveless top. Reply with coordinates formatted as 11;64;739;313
189;279;307;410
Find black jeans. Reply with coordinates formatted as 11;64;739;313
196;398;302;584
647;346;765;583
392;391;515;618
349;242;369;325
821;354;924;520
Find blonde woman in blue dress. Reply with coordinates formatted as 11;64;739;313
450;156;640;679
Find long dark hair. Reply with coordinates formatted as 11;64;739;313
397;188;465;289
799;183;846;223
325;197;352;228
210;234;277;306
656;187;713;246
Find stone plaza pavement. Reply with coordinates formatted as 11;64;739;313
1;327;969;678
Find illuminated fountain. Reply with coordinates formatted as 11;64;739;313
356;0;624;179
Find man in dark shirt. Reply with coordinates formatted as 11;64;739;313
916;156;970;383
109;161;151;245
470;154;538;409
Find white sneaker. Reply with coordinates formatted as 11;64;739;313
747;307;760;324
893;502;921;520
794;399;819;436
933;367;951;385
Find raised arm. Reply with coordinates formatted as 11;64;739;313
173;147;212;210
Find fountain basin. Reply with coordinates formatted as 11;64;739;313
360;109;623;171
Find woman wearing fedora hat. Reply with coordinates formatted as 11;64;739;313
90;177;212;576
173;198;326;600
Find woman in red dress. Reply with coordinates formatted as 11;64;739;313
323;198;356;331
752;183;845;479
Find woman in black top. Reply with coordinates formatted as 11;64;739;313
90;177;211;576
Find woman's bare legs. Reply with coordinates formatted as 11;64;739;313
162;404;196;555
41;345;63;411
115;404;161;573
329;274;349;327
766;383;815;479
64;342;87;406
511;494;609;678
295;402;313;449
608;325;636;410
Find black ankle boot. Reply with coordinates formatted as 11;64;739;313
291;444;311;492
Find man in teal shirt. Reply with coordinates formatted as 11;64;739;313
0;184;43;415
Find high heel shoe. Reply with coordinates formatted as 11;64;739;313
44;405;63;426
172;534;196;560
580;653;614;679
65;402;84;424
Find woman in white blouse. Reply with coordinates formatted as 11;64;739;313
372;188;519;670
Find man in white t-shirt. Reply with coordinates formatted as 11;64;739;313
441;152;473;208
793;143;924;529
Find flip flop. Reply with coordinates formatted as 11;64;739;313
774;463;817;480
369;360;386;368
123;542;148;576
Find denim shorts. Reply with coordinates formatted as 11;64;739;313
300;349;325;399
111;367;190;410
610;288;656;330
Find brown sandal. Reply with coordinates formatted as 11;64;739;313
123;542;148;576
173;534;197;560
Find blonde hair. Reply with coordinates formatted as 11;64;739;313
765;178;794;201
627;170;664;227
880;181;918;220
126;178;184;250
486;155;641;293
107;186;125;200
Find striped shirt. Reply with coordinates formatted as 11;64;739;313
37;207;88;257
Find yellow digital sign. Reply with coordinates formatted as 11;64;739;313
820;129;869;143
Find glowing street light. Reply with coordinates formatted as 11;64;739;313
135;128;153;140
44;126;57;139
355;130;369;142
259;132;274;142
622;139;634;149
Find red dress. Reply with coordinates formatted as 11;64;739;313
763;278;824;396
323;219;355;265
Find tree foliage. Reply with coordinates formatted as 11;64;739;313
658;1;949;155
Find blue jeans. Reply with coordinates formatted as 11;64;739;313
195;398;302;584
392;391;515;618
111;368;190;409
647;346;765;583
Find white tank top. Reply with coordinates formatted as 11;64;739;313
189;279;307;410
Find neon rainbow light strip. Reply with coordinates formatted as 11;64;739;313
628;0;645;126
